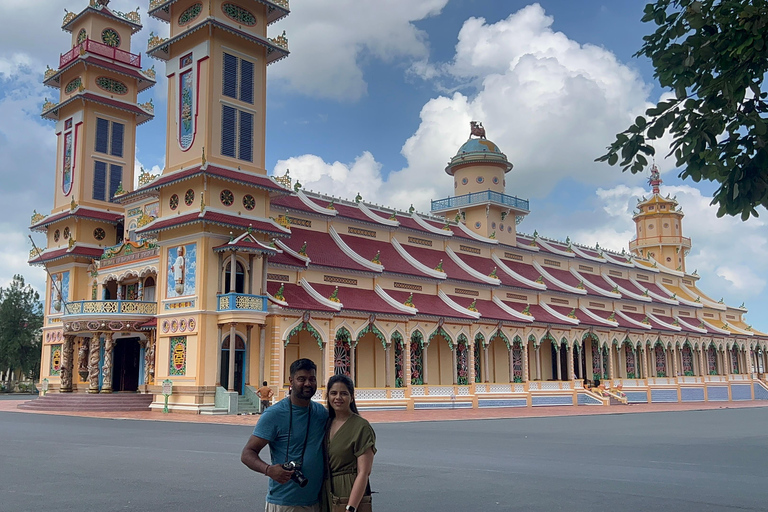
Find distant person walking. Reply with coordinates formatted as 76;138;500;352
258;381;274;413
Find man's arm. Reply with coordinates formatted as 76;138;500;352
241;435;293;484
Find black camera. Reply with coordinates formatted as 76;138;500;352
282;461;308;487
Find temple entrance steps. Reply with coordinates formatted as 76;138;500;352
17;392;153;412
577;390;608;406
237;395;260;414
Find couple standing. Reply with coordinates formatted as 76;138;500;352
242;359;376;512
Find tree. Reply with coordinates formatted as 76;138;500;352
597;0;768;220
0;275;44;382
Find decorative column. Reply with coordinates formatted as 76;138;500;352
608;345;615;380
117;283;123;300
87;335;102;393
60;335;76;393
259;324;266;386
577;345;584;380
351;341;357;384
468;338;476;384
508;345;514;383
229;252;237;292
137;280;144;300
228;323;237;392
640;346;648;379
77;338;90;383
483;343;490;383
701;346;707;375
555;344;562;381
451;343;458;385
148;330;156;386
536;344;542;381
101;333;114;393
567;345;574;381
523;340;529;382
385;343;391;387
422;344;428;385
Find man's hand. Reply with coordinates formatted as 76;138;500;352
265;464;294;484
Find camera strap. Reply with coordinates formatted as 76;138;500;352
285;397;312;466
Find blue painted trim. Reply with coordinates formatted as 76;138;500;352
216;293;268;312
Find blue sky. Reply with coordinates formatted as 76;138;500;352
1;0;766;331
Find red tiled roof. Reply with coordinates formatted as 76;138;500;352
611;277;648;296
579;272;617;294
45;55;155;91
622;311;671;331
499;258;569;293
309;283;406;316
30;207;123;230
29;246;104;265
643;282;674;299
270;251;306;268
456;297;516;322
213;238;277;254
331;202;383;224
137;318;157;329
452;252;535;289
285;228;372;273
271;194;321;214
520;304;561;325
136;210;287;237
267;282;337;312
338;233;432;278
548;305;594;326
578;247;602;258
81;92;153;123
544;268;601;295
397;243;486;284
385;290;476;319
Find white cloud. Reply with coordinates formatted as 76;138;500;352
269;0;448;101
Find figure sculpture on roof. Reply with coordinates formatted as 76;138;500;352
470;121;486;139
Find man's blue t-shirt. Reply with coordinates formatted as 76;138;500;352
253;398;328;506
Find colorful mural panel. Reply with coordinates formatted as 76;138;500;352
682;345;694;376
512;343;523;383
166;244;196;298
62;131;73;195
410;333;423;385
50;344;62;376
49;272;69;314
655;344;667;377
474;338;482;383
333;335;350;376
179;70;194;150
707;346;717;374
625;345;636;378
169;337;186;376
456;337;468;385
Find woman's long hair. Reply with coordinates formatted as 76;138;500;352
326;374;359;420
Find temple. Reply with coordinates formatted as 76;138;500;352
29;0;768;413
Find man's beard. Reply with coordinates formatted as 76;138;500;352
292;385;315;399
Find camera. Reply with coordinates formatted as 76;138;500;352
282;461;308;487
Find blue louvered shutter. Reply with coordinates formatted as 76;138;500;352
93;161;107;201
240;59;254;104
95;118;109;153
109;164;122;201
223;53;237;99
111;122;124;157
239;111;253;162
221;105;236;157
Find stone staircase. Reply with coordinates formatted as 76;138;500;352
609;396;628;406
17;393;153;412
237;394;260;414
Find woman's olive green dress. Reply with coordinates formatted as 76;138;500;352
321;413;376;511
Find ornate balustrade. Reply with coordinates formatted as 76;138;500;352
217;293;268;312
431;190;530;212
63;300;157;316
60;39;141;69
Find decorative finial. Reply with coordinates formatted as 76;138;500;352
404;293;415;308
434;259;444;272
247;224;253;234
293;181;302;192
355;192;362;203
469;121;486;139
298;241;307;257
201;146;206;166
408;204;415;214
521;305;531;316
488;267;497;279
468;299;478;312
274;283;285;301
648;164;662;195
328;286;339;303
229;231;234;242
371;250;381;265
326;199;335;210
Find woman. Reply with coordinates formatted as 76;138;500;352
322;374;375;512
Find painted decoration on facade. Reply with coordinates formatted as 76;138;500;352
473;339;482;383
655;344;667;377
77;28;87;45
591;342;601;380
50;344;62;376
682;345;694;375
179;69;194;150
62;131;73;195
222;3;256;26
333;332;351;376
602;347;609;379
731;347;739;373
49;272;69;314
707;346;717;374
101;28;120;48
456;338;468;385
512;343;523;382
169;337;186;376
65;77;82;94
625;345;636;378
394;336;404;388
178;3;202;26
145;202;159;218
96;76;128;95
166;244;196;298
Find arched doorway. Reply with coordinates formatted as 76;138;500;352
143;276;156;302
426;329;453;385
112;337;141;392
221;335;245;394
284;324;323;385
488;332;510;383
355;328;387;388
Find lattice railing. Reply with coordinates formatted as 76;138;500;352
63;300;156;316
217;293;268;312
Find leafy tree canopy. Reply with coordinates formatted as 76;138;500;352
597;0;768;220
0;275;43;380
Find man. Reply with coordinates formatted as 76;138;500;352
257;381;274;413
241;359;328;512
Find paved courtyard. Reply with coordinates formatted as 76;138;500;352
2;406;767;511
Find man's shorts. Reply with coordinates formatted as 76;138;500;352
264;503;319;512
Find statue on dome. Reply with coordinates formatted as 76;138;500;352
470;121;486;139
648;165;661;185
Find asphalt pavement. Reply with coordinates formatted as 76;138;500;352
2;408;767;511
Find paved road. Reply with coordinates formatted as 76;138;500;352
2;408;767;511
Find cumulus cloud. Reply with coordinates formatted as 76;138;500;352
269;0;448;101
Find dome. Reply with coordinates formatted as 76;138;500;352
445;137;512;175
456;138;503;155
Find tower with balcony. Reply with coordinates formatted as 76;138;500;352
629;165;691;271
431;124;529;245
30;0;155;392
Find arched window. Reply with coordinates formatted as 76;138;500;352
224;261;245;293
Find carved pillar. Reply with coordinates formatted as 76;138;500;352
523;340;529;382
101;333;115;393
245;325;252;386
138;280;144;301
468;338;476;384
229;252;237;292
422;344;428;385
385;343;391;388
577;345;584;380
148;330;156;385
87;335;102;393
77;338;90;382
117;283;123;300
508;345;514;383
452;344;458;385
608;345;615;380
228;323;237;392
672;346;678;376
640;346;647;379
60;335;76;393
555;344;562;381
567;345;574;381
536;344;542;381
259;324;266;386
351;341;357;384
483;343;490;383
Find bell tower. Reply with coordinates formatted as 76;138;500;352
431;122;529;245
629;165;691;271
147;0;289;174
